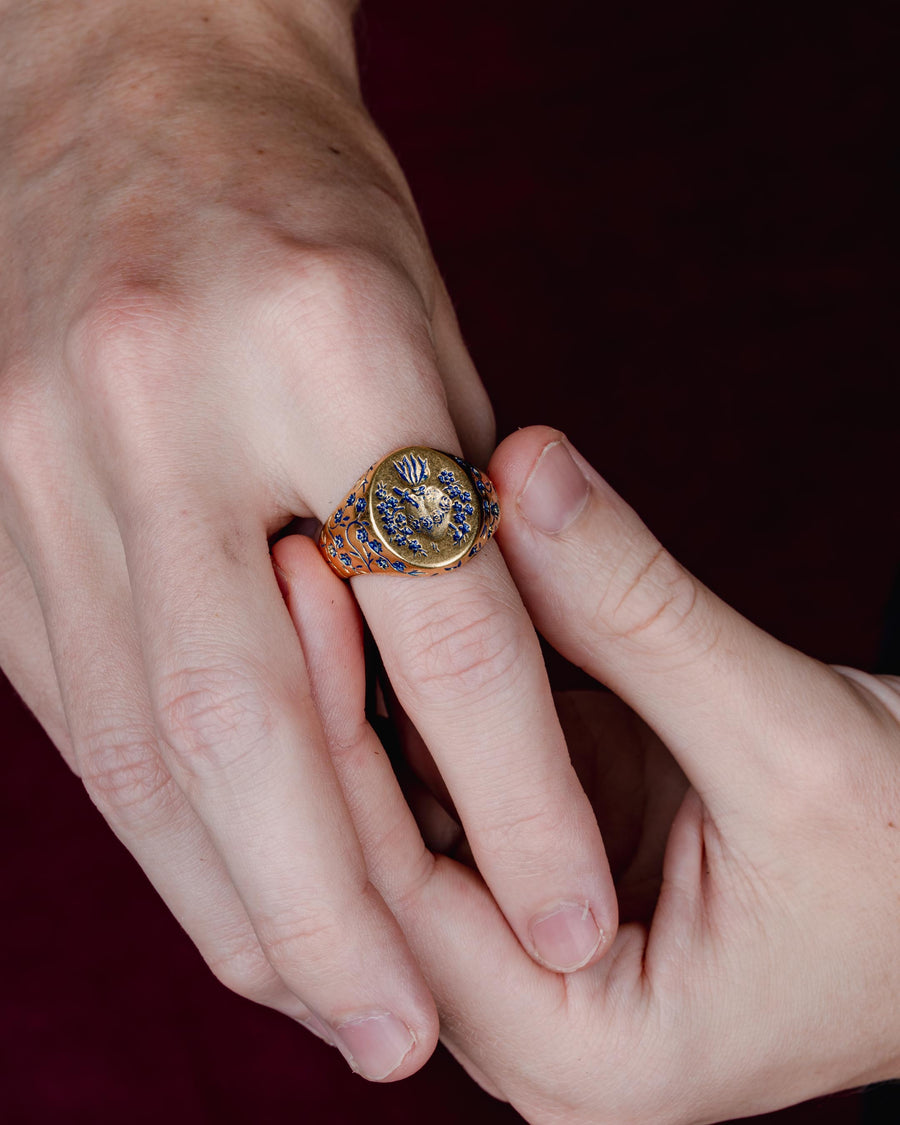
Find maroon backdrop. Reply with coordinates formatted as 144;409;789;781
2;2;895;1121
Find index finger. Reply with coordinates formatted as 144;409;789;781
356;541;618;974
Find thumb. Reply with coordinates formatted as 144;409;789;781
489;426;845;816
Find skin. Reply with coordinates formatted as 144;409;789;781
0;0;617;1080
274;426;900;1123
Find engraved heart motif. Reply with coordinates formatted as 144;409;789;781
404;484;452;541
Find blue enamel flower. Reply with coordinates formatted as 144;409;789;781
391;560;406;572
339;553;352;567
376;558;389;569
356;526;369;542
333;534;344;549
356;497;366;512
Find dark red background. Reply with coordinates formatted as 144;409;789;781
2;1;896;1121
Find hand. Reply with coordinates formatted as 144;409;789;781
274;425;900;1119
0;2;616;1081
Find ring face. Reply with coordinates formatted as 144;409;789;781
319;446;500;578
370;447;482;568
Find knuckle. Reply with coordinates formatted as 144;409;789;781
77;726;178;826
326;717;376;773
473;794;567;869
154;664;277;781
256;901;349;980
594;542;705;654
294;242;408;296
63;287;186;396
380;843;438;920
771;667;900;821
397;596;523;703
205;935;285;1004
254;243;432;359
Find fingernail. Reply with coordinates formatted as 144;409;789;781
530;901;602;972
518;440;589;534
333;1013;416;1081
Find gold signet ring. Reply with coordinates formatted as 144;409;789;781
318;446;501;578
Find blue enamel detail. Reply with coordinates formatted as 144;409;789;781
323;453;498;577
